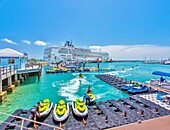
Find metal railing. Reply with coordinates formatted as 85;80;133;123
0;112;62;130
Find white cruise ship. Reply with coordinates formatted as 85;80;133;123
43;41;109;64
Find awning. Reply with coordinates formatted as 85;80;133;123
0;48;23;58
152;71;170;77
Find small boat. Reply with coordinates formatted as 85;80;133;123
72;98;88;117
46;70;51;73
87;93;95;102
90;68;98;71
128;86;148;94
53;100;69;122
52;67;61;73
34;99;53;117
52;67;60;71
121;83;139;91
60;67;68;72
164;59;170;65
51;70;55;73
121;84;133;91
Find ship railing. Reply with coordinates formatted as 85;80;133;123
0;112;62;130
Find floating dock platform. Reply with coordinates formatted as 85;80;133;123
1;95;170;130
95;74;158;95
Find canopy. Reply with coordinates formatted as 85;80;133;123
152;71;170;77
0;48;23;58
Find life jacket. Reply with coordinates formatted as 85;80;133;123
88;93;94;99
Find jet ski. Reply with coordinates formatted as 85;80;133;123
33;99;53;117
72;98;88;117
78;74;84;79
53;100;69;122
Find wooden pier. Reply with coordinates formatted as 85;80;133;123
0;64;42;102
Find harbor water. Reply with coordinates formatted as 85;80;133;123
0;62;170;121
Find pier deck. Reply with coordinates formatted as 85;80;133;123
17;65;42;74
110;115;170;130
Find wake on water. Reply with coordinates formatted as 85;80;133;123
52;66;139;102
104;66;139;76
56;75;91;102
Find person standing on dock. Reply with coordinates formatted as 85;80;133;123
31;102;41;129
83;86;93;105
83;93;91;105
159;76;165;87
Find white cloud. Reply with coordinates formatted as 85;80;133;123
1;38;17;44
22;40;31;44
89;45;170;60
34;40;47;46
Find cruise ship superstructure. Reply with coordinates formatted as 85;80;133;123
43;41;109;64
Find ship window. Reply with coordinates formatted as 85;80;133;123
8;58;15;64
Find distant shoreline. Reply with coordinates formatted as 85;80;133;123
80;60;142;63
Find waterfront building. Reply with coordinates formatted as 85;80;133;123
43;41;109;64
0;48;28;69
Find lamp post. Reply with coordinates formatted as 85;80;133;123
97;62;99;71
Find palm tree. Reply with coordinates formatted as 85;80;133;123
31;58;36;64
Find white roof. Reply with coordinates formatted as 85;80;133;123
0;48;23;57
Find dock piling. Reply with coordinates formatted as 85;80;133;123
97;62;100;71
38;72;41;81
8;76;12;86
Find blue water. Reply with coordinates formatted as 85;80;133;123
0;62;170;121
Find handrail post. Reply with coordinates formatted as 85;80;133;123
2;66;4;75
13;65;14;72
0;67;1;80
20;119;24;130
10;65;12;75
6;66;7;77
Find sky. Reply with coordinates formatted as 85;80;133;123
0;0;170;59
